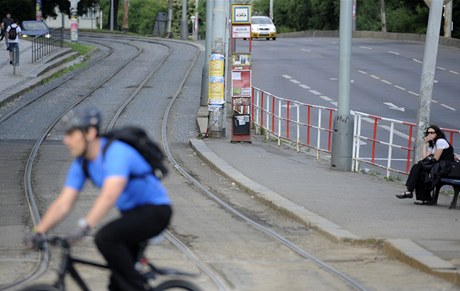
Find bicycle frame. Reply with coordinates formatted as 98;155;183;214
50;238;109;291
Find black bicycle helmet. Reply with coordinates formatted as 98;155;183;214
61;107;102;133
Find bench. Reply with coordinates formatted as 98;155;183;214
432;178;460;209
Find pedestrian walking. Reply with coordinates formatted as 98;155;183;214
2;12;13;48
6;18;21;65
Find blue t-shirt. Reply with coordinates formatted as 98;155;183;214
65;138;170;211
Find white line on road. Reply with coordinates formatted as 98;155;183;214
413;58;422;64
360;46;372;50
449;70;460;75
309;90;322;96
441;104;456;111
432;99;438;103
290;79;300;84
394;85;406;91
437;67;446;71
282;75;292;79
382;80;393;85
299;84;310;89
408;91;419;96
370;75;380;80
330;101;338;106
358;70;367;75
388;51;400;55
320;96;333;102
301;48;311;52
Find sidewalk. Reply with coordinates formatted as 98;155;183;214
192;114;460;285
0;39;76;106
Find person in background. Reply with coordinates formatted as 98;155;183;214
2;12;13;48
396;125;455;204
6;18;21;65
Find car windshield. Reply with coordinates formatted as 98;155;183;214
252;17;273;25
23;22;48;31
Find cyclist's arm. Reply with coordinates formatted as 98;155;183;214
85;176;127;228
35;186;79;233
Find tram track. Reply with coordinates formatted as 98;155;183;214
0;34;371;290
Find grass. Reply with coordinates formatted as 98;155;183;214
63;41;93;55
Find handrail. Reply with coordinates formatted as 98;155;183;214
31;27;64;63
252;86;460;178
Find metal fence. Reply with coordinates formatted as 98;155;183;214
31;27;64;63
252;86;460;178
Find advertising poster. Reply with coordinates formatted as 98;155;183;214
209;54;224;77
208;76;225;105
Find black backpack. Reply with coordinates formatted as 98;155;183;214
8;25;17;40
82;127;168;182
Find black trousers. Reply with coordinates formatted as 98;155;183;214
95;204;172;291
406;163;422;192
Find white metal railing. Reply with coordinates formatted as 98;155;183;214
252;86;460;178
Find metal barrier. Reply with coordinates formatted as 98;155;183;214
252;86;460;178
31;27;64;63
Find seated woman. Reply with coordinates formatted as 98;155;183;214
396;125;455;203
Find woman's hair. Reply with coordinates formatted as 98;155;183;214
426;125;447;147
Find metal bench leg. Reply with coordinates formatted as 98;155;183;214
449;187;459;209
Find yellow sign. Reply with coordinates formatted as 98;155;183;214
210;60;224;76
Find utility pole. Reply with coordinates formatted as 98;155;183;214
414;0;444;162
380;0;387;32
200;0;214;106
122;0;129;33
443;0;452;38
269;0;274;20
331;0;354;171
36;0;42;20
181;0;188;40
69;0;80;42
166;0;173;38
207;0;227;137
110;0;114;31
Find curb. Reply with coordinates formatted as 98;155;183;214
190;135;460;285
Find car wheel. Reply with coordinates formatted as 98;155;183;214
272;37;276;40
266;37;270;40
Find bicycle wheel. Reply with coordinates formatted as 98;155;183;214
19;284;59;291
154;279;202;291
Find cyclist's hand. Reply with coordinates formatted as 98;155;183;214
66;224;90;244
24;232;45;250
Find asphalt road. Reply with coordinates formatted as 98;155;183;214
251;37;459;132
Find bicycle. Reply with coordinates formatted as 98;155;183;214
20;236;203;291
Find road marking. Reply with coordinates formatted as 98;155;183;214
437;67;446;71
309;90;322;96
282;75;292;79
299;84;310;89
358;70;367;75
370;75;380;80
394;85;406;91
432;99;438;103
408;91;419;96
388;51;400;55
441;104;456;111
384;102;405;112
301;48;311;52
382;80;392;85
413;58;422;64
449;70;459;75
330;101;338;106
320;96;333;102
290;79;300;84
360;46;372;50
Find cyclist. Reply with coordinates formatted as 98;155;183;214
24;107;173;291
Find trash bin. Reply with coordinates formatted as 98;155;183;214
232;113;250;135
